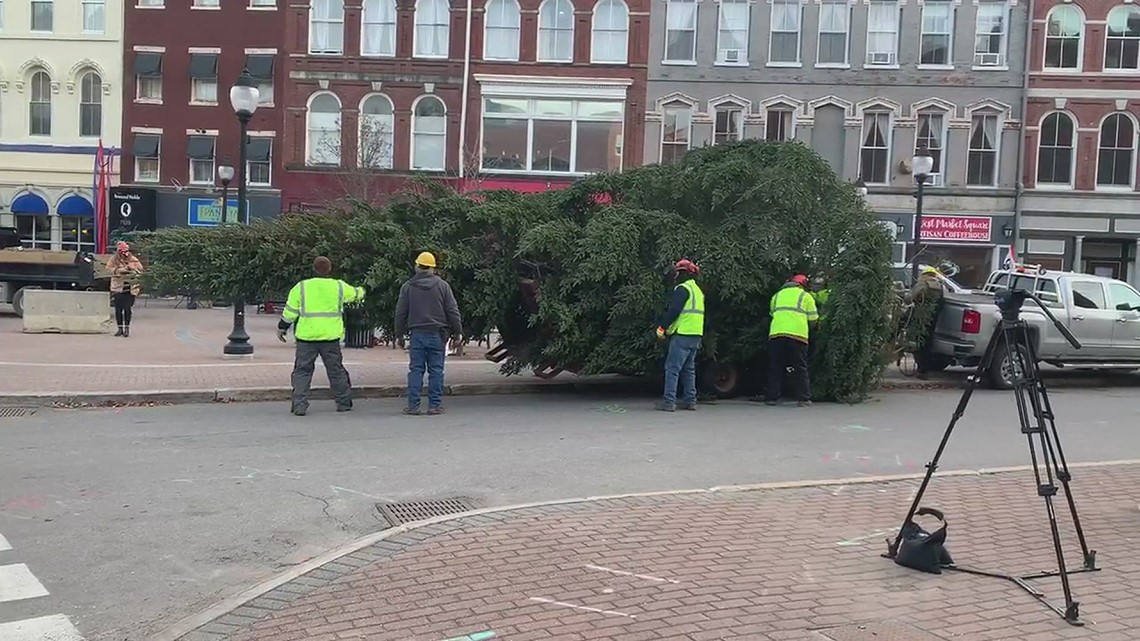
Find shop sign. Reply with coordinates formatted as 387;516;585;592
920;215;992;242
187;197;249;227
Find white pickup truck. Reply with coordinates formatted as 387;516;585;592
928;266;1140;388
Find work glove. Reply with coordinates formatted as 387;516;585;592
655;326;666;341
277;328;288;343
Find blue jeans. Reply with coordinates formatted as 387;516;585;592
407;330;446;410
662;334;700;407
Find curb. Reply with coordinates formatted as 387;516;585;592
147;458;1140;641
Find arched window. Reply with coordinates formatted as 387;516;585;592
1037;112;1075;186
29;71;52;136
1044;6;1083;70
538;0;574;62
412;96;447;170
362;0;397;56
591;0;629;63
310;0;345;54
484;0;521;61
359;94;395;169
415;0;451;57
1097;113;1136;188
306;93;342;166
80;71;103;138
1105;6;1140;71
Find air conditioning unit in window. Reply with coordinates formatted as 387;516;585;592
974;52;1003;66
867;52;896;66
924;173;944;187
720;49;743;64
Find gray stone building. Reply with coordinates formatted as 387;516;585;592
644;0;1029;287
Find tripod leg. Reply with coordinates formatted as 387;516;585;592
885;322;1003;559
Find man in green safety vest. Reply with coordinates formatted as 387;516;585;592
278;256;366;416
811;276;830;318
764;274;818;407
654;259;705;412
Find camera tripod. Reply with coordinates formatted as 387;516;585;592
883;288;1099;625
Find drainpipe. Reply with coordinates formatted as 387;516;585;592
1011;0;1035;259
458;0;474;182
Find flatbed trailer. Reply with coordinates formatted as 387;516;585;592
0;227;108;317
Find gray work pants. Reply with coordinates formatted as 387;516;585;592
291;340;353;411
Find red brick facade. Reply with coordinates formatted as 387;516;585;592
281;0;649;209
121;3;285;190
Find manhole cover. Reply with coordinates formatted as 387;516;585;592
376;497;476;526
818;621;945;641
0;407;36;418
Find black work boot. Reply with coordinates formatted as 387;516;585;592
123;326;130;338
114;326;124;337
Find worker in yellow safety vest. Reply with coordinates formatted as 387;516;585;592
278;256;366;416
763;274;818;407
653;259;705;412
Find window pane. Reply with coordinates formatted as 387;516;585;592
577;101;624;120
665;0;697;61
486;98;528;114
1071;282;1106;309
531;120;573;172
482;118;529;170
575;121;623;172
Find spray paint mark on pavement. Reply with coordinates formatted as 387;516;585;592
441;632;496;641
585;564;680;584
529;597;637;618
836;529;896;547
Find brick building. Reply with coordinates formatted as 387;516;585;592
1020;0;1140;284
281;0;649;210
118;0;285;230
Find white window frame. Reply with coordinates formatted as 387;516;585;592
309;0;345;55
133;135;161;182
537;0;575;62
918;0;954;68
484;0;521;61
591;0;629;64
362;0;398;57
914;111;948;185
713;103;745;144
28;70;53;137
768;0;803;66
414;0;451;58
187;136;217;185
306;91;343;166
816;0;851;68
190;55;219;105
247;136;274;186
479;97;625;174
249;0;277;6
1104;5;1140;72
865;0;900;67
859;111;893;185
1043;5;1084;72
660;102;693;164
764;106;796;142
663;0;698;63
82;0;106;33
411;95;447;171
137;0;164;6
30;0;53;32
359;93;395;170
715;0;750;66
966;111;1001;187
1095;112;1138;191
972;1;1009;69
135;52;164;103
79;71;103;138
1035;111;1076;189
192;0;220;7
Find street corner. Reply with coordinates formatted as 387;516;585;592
169;464;1140;641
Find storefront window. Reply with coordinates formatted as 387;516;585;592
481;97;624;174
61;216;96;253
16;214;52;249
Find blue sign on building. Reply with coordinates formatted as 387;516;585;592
187;197;250;227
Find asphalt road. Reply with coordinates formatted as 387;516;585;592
1;389;1139;640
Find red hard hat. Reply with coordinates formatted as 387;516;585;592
674;259;700;275
791;274;809;285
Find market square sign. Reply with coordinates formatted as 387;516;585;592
920;215;992;242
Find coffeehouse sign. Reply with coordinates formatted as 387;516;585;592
920;215;992;243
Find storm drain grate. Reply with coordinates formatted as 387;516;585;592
817;621;946;641
376;497;476;526
0;406;37;418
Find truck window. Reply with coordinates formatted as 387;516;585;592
1071;281;1107;310
1036;279;1063;305
1108;283;1140;312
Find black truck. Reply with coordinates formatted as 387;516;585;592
0;227;103;317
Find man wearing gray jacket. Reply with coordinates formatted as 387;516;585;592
395;251;464;415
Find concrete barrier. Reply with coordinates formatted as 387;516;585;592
21;289;113;334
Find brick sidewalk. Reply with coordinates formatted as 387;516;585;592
170;464;1140;641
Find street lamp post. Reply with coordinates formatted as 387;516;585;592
222;69;260;358
217;161;235;223
910;148;935;284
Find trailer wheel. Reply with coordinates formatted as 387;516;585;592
703;361;741;398
12;286;31;318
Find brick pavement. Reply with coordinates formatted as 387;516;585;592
168;464;1140;641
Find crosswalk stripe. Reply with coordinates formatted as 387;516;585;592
0;533;11;552
0;614;84;640
0;563;50;603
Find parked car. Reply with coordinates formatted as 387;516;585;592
929;265;1140;388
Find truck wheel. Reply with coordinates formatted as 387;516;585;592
989;341;1031;390
703;361;741;398
12;286;30;318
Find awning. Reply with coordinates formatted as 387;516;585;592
247;138;272;162
57;195;95;217
246;54;274;79
132;134;160;157
189;53;218;78
134;52;163;76
11;193;49;215
187;136;215;159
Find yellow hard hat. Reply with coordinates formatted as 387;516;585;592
415;251;437;268
922;266;939;274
